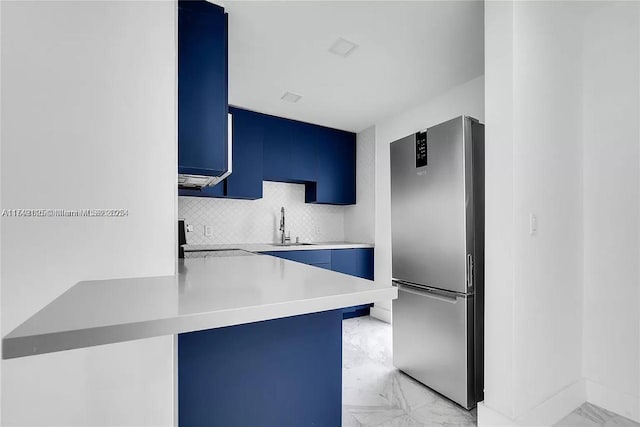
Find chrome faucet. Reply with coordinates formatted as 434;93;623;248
279;207;290;245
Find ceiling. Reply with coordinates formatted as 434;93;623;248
221;1;484;133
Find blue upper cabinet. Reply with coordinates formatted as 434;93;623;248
307;127;356;205
262;115;317;183
224;107;264;199
180;96;355;203
178;0;228;177
262;114;356;205
287;121;318;183
262;115;293;182
180;107;264;199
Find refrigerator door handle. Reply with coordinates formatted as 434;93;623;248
467;254;473;288
392;280;463;304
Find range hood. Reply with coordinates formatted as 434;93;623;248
178;113;233;190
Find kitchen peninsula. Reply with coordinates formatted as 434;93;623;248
3;252;396;426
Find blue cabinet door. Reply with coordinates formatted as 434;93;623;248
178;0;228;177
331;248;374;318
179;310;343;427
287;120;317;182
262;115;316;183
224;107;264;199
308;127;356;205
262;114;292;182
331;248;374;280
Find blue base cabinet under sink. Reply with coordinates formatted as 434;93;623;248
260;248;374;318
259;249;332;271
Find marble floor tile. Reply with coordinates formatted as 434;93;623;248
375;414;429;427
342;319;639;427
408;403;476;427
342;316;477;427
556;402;640;427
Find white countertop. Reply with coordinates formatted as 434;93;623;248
183;241;374;253
3;253;395;359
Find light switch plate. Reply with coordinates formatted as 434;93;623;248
529;214;537;235
204;225;213;237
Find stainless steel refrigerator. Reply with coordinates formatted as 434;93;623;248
390;116;484;410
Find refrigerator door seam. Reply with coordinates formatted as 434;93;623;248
392;279;473;298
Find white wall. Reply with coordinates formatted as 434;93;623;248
371;76;485;323
345;125;375;244
482;2;585;424
480;2;640;425
1;1;176;425
582;2;640;421
512;1;585;420
481;0;516;420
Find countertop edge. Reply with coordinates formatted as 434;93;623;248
2;286;396;360
183;242;375;253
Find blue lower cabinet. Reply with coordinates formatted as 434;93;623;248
261;249;330;265
331;248;374;280
179;310;343;427
261;248;374;318
342;304;374;319
331;248;374;317
312;262;332;271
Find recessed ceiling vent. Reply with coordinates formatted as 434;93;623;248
281;92;302;103
328;37;358;58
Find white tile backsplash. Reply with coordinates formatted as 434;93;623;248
179;181;347;245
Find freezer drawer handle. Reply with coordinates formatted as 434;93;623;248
392;281;460;304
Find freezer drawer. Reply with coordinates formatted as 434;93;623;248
392;282;475;409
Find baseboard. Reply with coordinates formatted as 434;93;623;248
369;305;391;323
478;379;586;427
586;379;640;423
478;402;517;426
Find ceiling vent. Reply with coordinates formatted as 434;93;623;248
328;37;359;58
281;92;302;103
